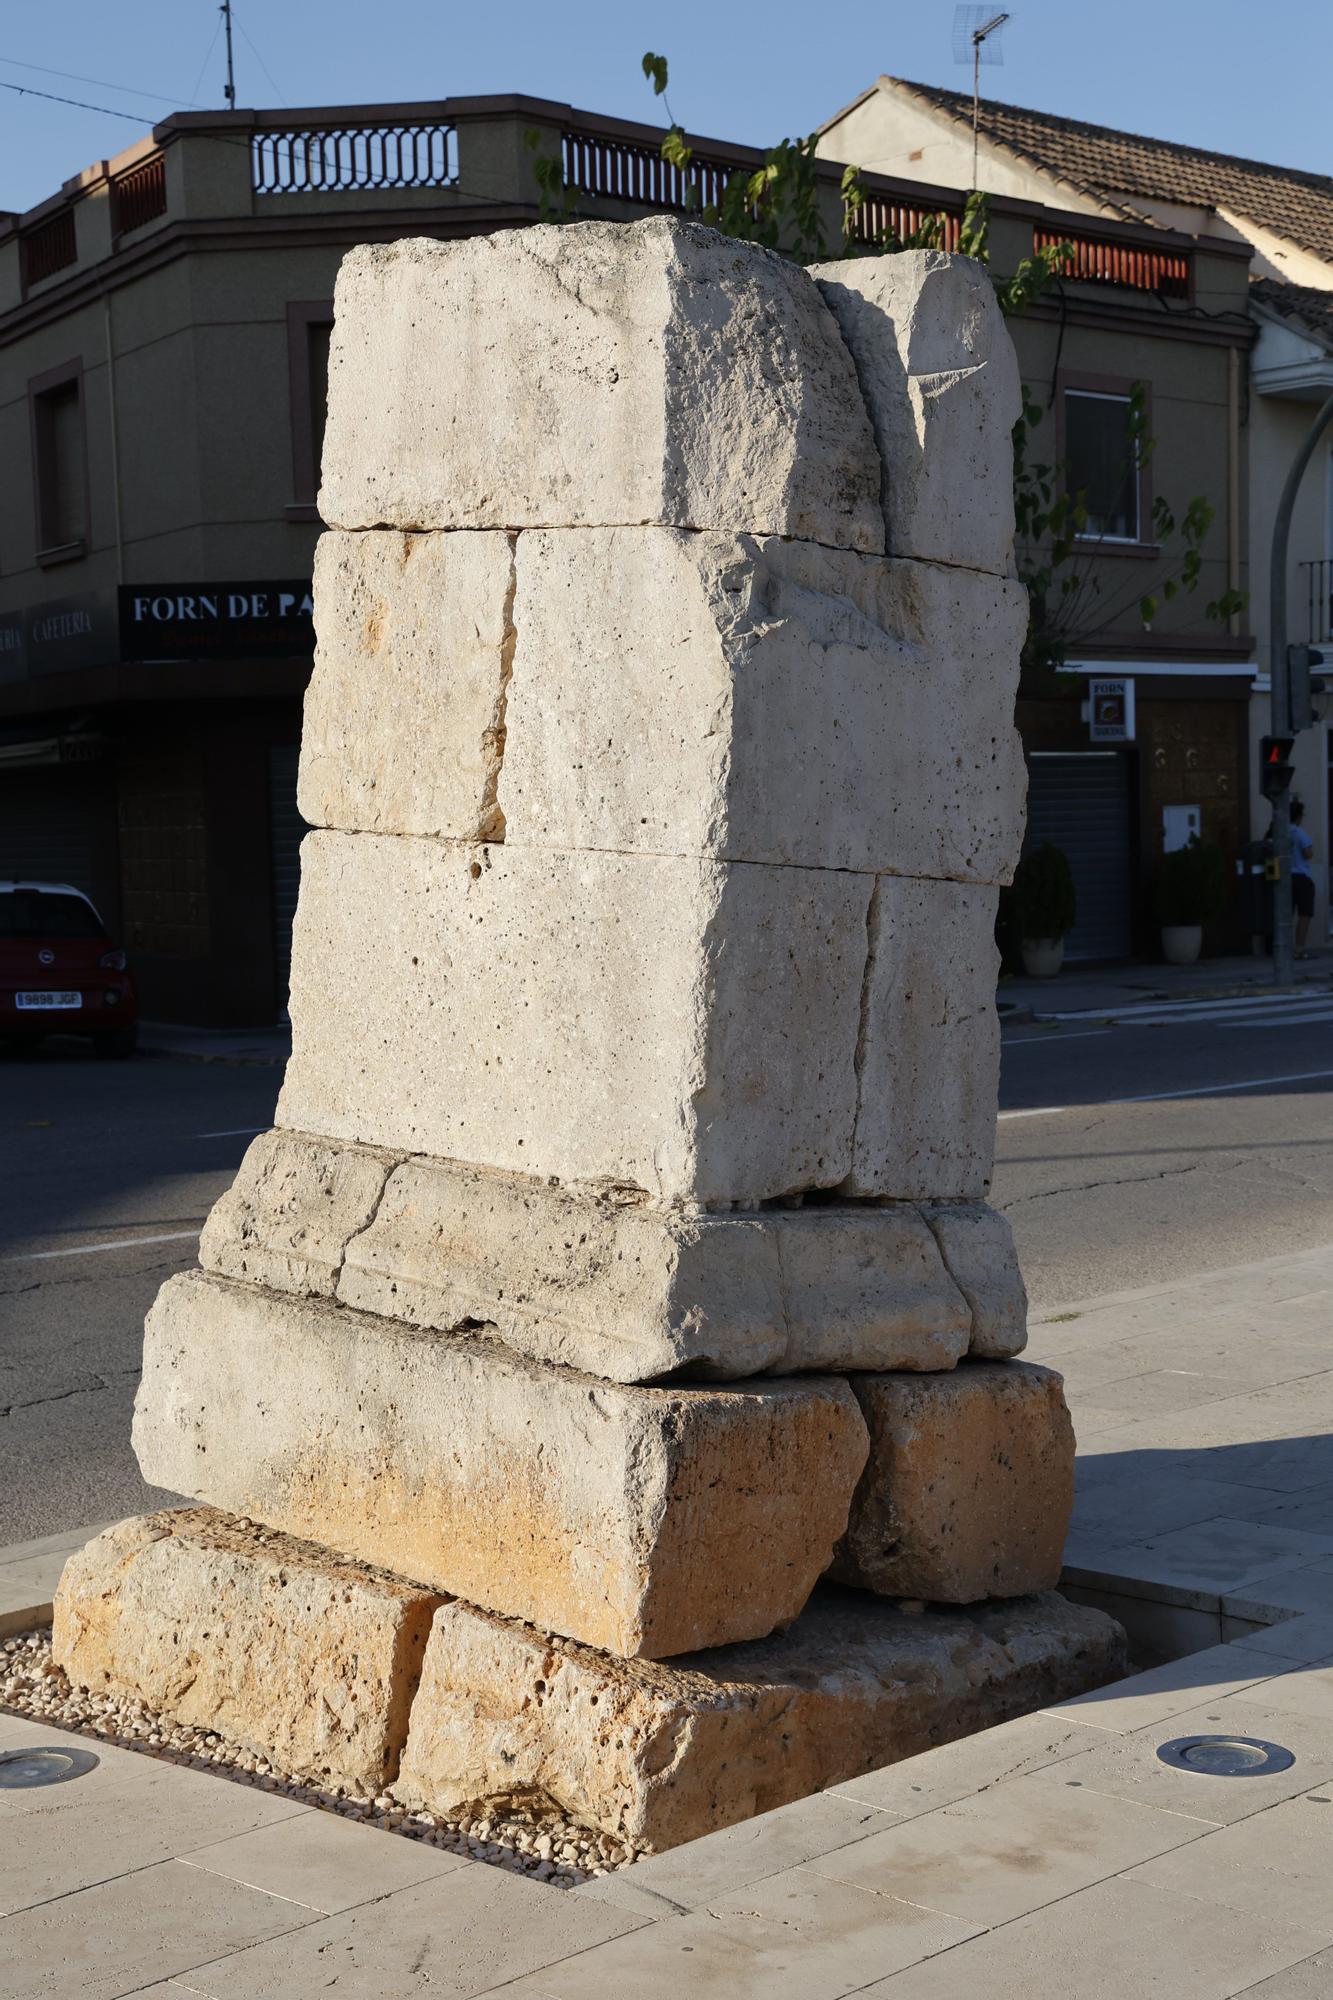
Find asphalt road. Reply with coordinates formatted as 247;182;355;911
2;1005;1332;1544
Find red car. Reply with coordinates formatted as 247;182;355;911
0;880;139;1057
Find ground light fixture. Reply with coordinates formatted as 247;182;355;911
1156;1735;1295;1776
0;1745;100;1787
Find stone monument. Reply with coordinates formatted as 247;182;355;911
54;218;1125;1852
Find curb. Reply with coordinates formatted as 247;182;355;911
0;1525;107;1639
138;1045;287;1070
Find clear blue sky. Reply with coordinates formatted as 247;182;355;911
1;0;1326;218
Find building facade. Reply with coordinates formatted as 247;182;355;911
0;92;1263;1017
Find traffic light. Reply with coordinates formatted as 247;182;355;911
1260;735;1295;800
1288;644;1329;733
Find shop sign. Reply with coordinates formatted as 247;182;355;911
1088;676;1136;742
118;582;314;661
0;592;118;683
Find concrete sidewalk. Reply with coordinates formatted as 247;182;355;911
5;1245;1333;1997
138;1021;292;1068
1001;944;1333;1021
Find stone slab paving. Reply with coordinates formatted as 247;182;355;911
4;1243;1333;1997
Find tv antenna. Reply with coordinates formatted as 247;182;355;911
220;0;236;109
953;8;1009;188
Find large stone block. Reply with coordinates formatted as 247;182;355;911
846;875;1001;1199
393;1586;1126;1851
133;1272;869;1659
320;218;883;552
52;1510;441;1793
811;249;1021;575
275;831;870;1205
922;1201;1027;1358
299;529;515;839
830;1362;1075;1602
501;529;1025;883
201;1130;976;1382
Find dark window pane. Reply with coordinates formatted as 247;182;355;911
0;889;105;938
308;322;332;488
1065;392;1139;541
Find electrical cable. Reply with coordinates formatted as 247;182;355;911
235;20;286;107
0;55;201;109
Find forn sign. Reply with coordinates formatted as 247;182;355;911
1088;676;1135;743
118;581;314;662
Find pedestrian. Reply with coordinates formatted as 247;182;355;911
1290;797;1315;959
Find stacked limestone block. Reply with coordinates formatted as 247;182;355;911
54;220;1124;1846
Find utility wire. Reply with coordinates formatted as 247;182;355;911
0;55;201;109
236;20;285;107
187;18;224;111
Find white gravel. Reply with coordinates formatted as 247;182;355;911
1;1628;643;1888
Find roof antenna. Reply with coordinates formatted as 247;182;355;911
221;0;236;109
953;8;1009;189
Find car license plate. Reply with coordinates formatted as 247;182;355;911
16;991;82;1010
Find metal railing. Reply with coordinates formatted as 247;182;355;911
561;126;736;213
1036;227;1190;298
848;196;962;250
20;207;77;287
1300;559;1333;646
251;121;457;194
110;153;168;239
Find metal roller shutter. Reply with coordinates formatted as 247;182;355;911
0;767;107;909
1024;750;1134;962
267;744;306;1010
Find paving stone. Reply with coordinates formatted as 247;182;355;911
811;248;1022;575
133;1274;870;1659
831;1361;1073;1602
393;1586;1126;1851
180;1808;466;1915
320;217;883;552
1043;1641;1280;1734
503;528;1026;882
300;527;515;839
1126;1788;1333;1943
829;1707;1115;1817
844;873;1000;1199
275;831;870;1206
52;1510;442;1794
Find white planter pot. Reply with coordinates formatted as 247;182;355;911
1021;937;1065;979
1161;924;1202;966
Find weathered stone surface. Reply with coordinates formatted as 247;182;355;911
320;218;883;552
275;831;869;1205
922;1201;1027;1358
133;1272;870;1658
199;1127;391;1298
299;529;514;839
52;1509;440;1793
811;249;1021;575
830;1362;1075;1602
393;1585;1126;1851
207;1131;972;1380
846;875;1000;1199
502;529;1026;883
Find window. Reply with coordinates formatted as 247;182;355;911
286;301;335;517
29;360;89;562
1062;386;1145;545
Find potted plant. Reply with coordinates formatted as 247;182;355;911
1011;842;1077;977
1154;835;1228;965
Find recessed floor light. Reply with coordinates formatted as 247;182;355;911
0;1746;100;1788
1156;1734;1294;1777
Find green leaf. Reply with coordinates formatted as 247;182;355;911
642;52;669;96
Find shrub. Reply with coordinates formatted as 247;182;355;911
1154;835;1228;927
1011;842;1077;941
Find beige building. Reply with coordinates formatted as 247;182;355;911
820;77;1333;945
0;90;1260;1017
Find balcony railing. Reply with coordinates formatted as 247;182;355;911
251;121;457;194
848;195;962;250
111;153;167;239
1036;227;1191;299
20;207;77;288
562;127;735;213
1301;560;1333;646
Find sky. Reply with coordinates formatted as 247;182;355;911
1;0;1328;218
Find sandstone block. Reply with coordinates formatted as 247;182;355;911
52;1510;441;1793
275;832;869;1205
205;1131;974;1381
393;1586;1126;1851
501;529;1026;882
846;875;1000;1199
811;249;1022;575
199;1127;390;1298
133;1272;870;1658
320;218;883;552
922;1201;1027;1358
299;529;514;839
830;1362;1075;1602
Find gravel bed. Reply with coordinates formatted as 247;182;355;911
1;1629;642;1888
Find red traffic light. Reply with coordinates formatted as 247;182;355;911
1260;736;1295;799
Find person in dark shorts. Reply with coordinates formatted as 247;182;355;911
1291;797;1315;958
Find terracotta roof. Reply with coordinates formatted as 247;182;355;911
1251;278;1333;349
888;78;1333;268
